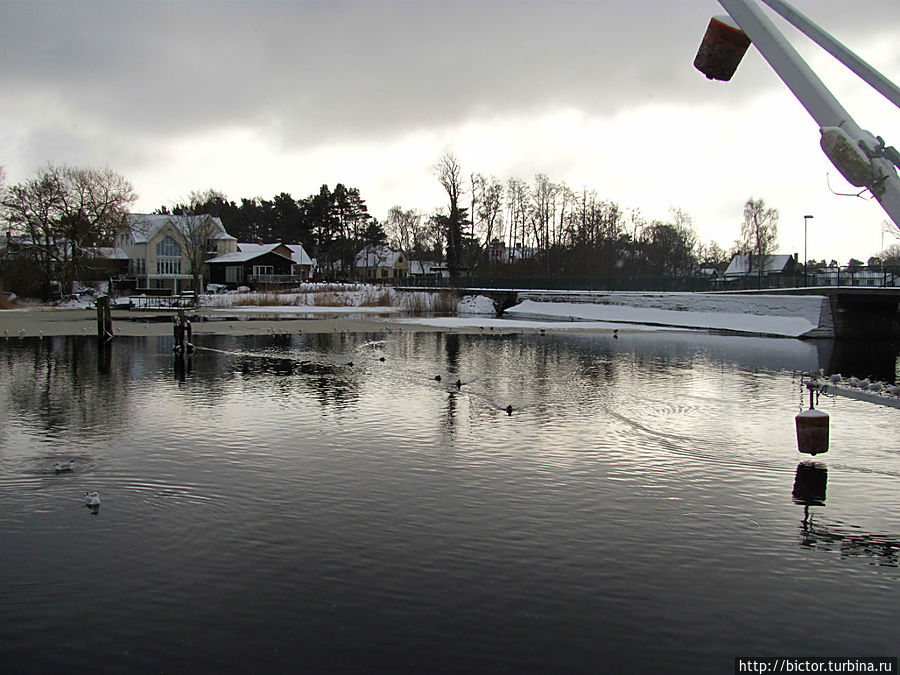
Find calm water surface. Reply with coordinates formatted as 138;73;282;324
1;329;898;673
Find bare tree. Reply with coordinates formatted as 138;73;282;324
505;178;529;260
435;153;464;279
2;163;136;295
178;193;228;294
737;197;779;278
472;175;504;264
386;205;425;259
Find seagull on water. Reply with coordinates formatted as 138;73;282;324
54;460;74;472
84;491;101;507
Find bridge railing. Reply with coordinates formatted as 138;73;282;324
392;266;900;292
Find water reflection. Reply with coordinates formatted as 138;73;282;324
2;330;900;672
792;460;900;567
0;337;131;440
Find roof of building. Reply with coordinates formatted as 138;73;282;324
208;241;313;266
355;245;405;268
285;244;314;267
98;247;129;260
207;246;292;264
125;214;236;244
408;260;438;275
724;254;795;276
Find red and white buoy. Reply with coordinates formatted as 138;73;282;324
795;408;829;455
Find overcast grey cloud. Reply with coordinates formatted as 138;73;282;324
2;0;899;260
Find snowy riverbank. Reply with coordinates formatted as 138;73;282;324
0;288;832;339
501;291;830;338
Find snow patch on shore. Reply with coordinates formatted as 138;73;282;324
458;295;496;315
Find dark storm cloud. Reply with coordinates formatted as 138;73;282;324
2;0;898;153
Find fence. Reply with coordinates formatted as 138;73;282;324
393;266;900;293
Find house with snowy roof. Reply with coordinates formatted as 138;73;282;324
206;242;315;286
116;213;237;293
724;253;798;278
355;245;409;280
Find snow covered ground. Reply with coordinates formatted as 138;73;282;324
502;292;828;338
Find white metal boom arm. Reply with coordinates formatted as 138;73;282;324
715;0;900;230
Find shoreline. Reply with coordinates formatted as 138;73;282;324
0;307;639;338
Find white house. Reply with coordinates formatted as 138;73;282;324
724;253;797;278
116;214;237;293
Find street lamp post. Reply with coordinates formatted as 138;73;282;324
804;214;814;286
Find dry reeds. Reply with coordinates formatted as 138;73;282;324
398;290;459;314
360;289;394;307
313;292;354;307
432;291;459;314
231;292;299;307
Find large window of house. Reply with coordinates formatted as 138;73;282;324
252;265;274;276
157;259;181;275
156;236;181;258
156;237;181;275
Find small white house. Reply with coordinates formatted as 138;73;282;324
724;253;797;278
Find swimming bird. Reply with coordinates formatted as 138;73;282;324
54;460;74;472
506;405;513;415
84;491;101;507
455;379;462;389
379;357;386;362
434;375;442;382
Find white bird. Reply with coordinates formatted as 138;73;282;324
84;491;101;507
54;460;74;472
828;373;842;384
847;376;861;387
868;381;884;393
858;378;872;390
885;384;900;397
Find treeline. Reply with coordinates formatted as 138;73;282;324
166;167;731;280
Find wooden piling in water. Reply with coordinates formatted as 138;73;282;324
96;295;112;341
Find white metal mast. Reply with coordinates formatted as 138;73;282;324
702;0;900;229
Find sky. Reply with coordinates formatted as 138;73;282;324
2;0;899;264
